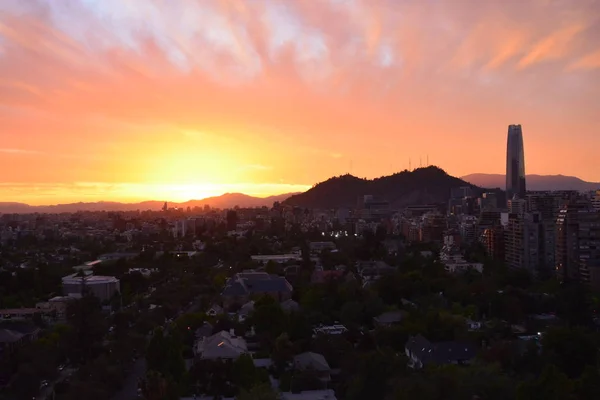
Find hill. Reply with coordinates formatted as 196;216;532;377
462;173;600;192
0;192;298;214
284;166;480;209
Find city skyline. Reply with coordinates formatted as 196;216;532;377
1;0;599;204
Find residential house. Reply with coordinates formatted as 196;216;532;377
311;269;344;284
0;308;41;321
440;247;483;274
0;321;40;360
35;296;75;321
293;352;331;383
373;311;404;327
466;319;483;331
194;330;248;360
313;325;348;336
207;304;224;317
356;261;395;284
222;272;293;307
405;335;477;369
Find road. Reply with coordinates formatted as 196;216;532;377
112;358;146;400
110;297;200;400
37;367;76;400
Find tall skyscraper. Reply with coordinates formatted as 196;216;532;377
506;125;526;200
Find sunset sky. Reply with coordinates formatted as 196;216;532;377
1;0;599;205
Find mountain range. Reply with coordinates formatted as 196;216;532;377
284;166;483;209
0;193;297;214
462;174;600;192
3;169;597;214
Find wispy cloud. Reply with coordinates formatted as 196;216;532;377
0;148;41;155
518;24;587;69
569;49;600;70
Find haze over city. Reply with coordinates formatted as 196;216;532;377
1;0;599;204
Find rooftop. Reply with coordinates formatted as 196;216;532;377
222;272;292;297
294;352;331;372
196;330;248;360
406;335;477;366
0;308;39;315
62;274;119;284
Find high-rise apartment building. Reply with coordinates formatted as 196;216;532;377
508;197;527;215
504;212;541;276
555;196;600;288
578;209;600;288
526;191;578;273
481;225;505;260
506;125;526;201
592;190;600;211
479;192;499;212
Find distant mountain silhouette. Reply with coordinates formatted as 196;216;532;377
284;166;481;209
462;173;600;192
0;193;298;214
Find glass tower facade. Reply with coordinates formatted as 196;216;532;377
506;124;526;200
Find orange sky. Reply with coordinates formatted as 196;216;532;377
1;0;599;205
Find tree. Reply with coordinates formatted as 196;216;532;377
556;282;593;327
311;334;353;369
340;301;364;329
64;294;107;364
388;364;517;400
340;350;406;400
236;383;282;400
285;311;312;343
272;333;295;371
18;338;60;380
139;370;171;400
517;364;574;400
232;354;267;390
541;327;598;378
250;295;286;342
165;330;186;384
62;379;111;400
11;364;40;400
174;312;206;346
291;369;324;392
576;366;600;399
147;328;169;373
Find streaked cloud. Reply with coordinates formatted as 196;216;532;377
518;24;587;69
570;49;600;70
0;148;40;155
